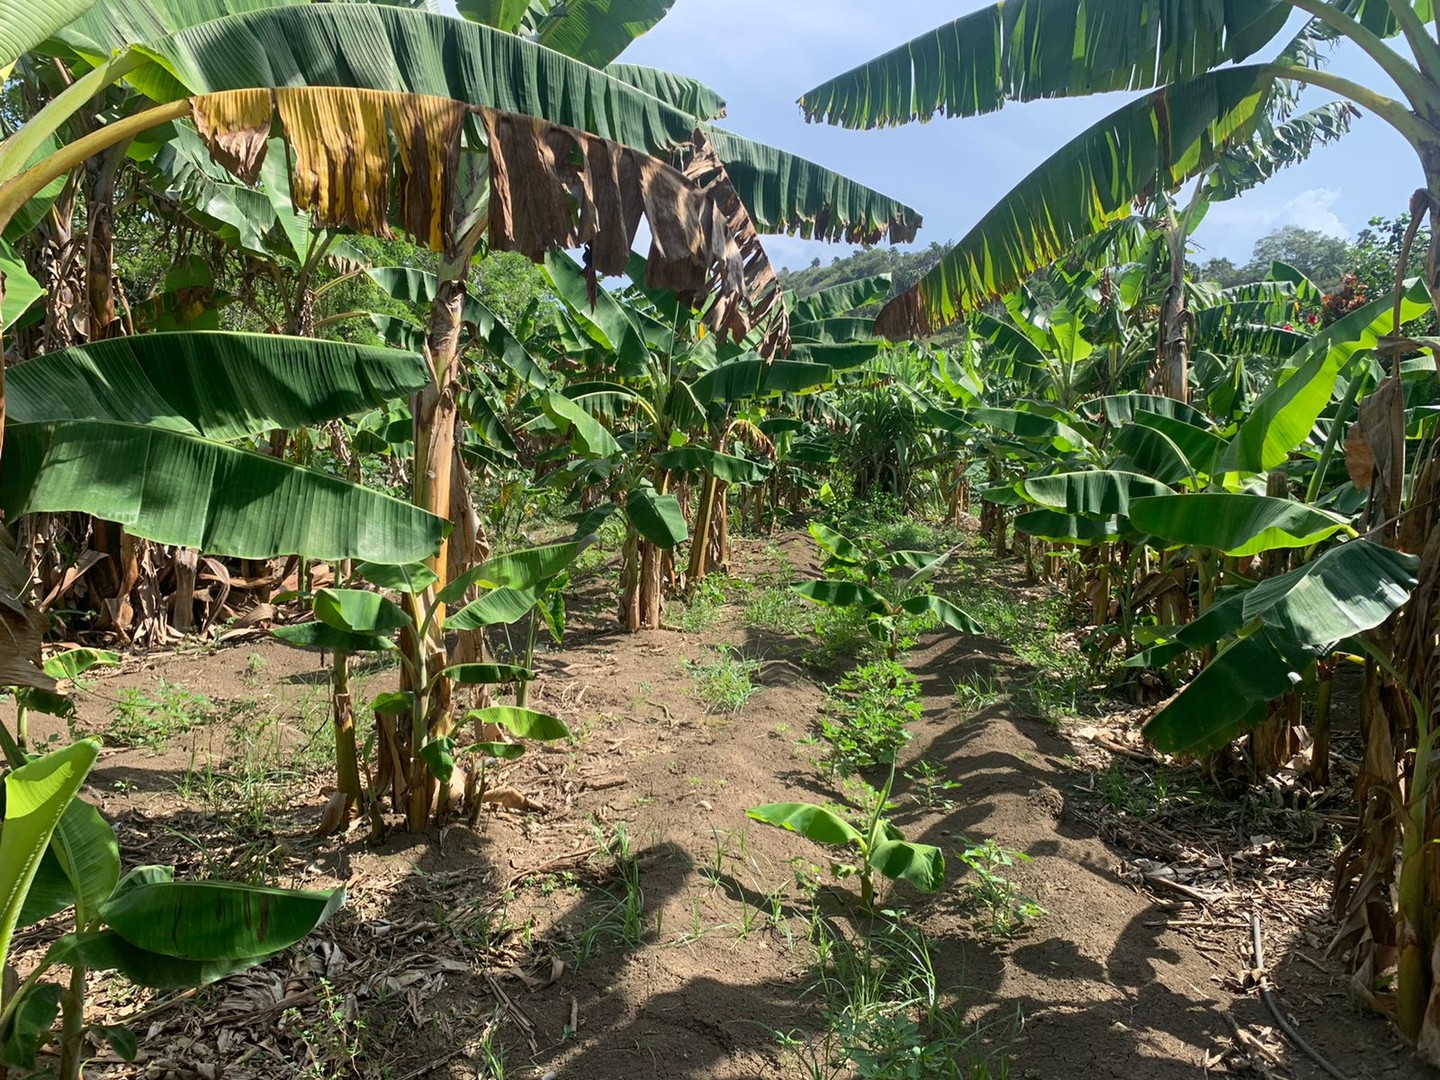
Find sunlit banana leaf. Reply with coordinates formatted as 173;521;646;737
2;421;447;564
0;0;99;68
605;66;725;120
129;5;921;245
872;66;1275;337
1022;471;1171;517
625;482;685;548
6;333;428;440
1015;510;1126;545
1242;540;1418;644
798;1;1288;129
1128;493;1353;557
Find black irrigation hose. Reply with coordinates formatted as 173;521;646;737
1249;914;1352;1080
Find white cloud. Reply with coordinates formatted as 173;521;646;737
1195;188;1349;261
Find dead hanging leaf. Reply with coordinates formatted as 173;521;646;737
0;525;55;693
674;130;791;359
1356;376;1406;528
275;87;394;241
191;89;273;185
194;88;785;351
1346;423;1376;489
484;109;739;320
874;288;928;342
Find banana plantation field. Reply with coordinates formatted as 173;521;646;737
6;0;1440;1077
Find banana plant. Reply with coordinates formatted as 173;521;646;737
7;648;119;752
0;734;342;1079
273;542;581;832
748;766;944;913
793;522;982;660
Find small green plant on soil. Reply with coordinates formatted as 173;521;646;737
745;585;811;635
685;646;763;714
778;916;1004;1080
904;758;962;811
569;823;646;965
284;979;365;1079
955;837;1045;938
820;660;923;774
793;522;982;661
953;673;1005;713
674;573;746;633
748;767;944;912
103;679;214;751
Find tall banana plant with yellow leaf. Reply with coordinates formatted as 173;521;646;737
800;0;1440;1058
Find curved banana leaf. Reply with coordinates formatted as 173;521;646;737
872;66;1275;337
0;421;446;565
470;705;569;741
691;357;834;403
792;579;889;616
791;275;892;324
968;408;1090;453
1127;413;1225;479
1208;101;1358;203
746;803;862;847
869;839;944;892
0;741;99;972
655;447;770;485
130;6;921;244
0;0;99;68
1089;394;1211;429
809;522;863;566
543;393;621;458
46;929;256;990
100;877;344;961
453;0;528;31
271;621;394;655
625;482;686;548
1016;510;1125;545
1143;629;1320;756
1112;422;1204;487
1022;471;1171;517
6;333;428;440
898;594;983;635
797;1;1287;129
605;66;725;119
442;542;582;601
1241;540;1418;644
1128;493;1353;557
448;587;538;630
314;589;410;635
0;242;43;329
531;0;675;68
1219;278;1433;474
356;561;439;595
51;0;294;57
48;794;120;930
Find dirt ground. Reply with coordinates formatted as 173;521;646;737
18;529;1433;1079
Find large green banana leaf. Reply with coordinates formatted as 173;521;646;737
457;0;674;68
126;5;921;245
6;333;428;440
655;447;770;485
1128;493;1353;557
2;420;446;563
797;1;1289;129
871;65;1274;336
1208;101;1358;203
625;482;686;548
100;872;344;961
689;357;834;403
0;0;98;68
1219;278;1433;474
1015;510;1125;545
441;541;582;600
1242;540;1418;644
0;241;43;328
52;0;295;57
1022;471;1171;517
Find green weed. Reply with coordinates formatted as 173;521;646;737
904;758;962;811
100;680;214;751
744;586;811;635
955;838;1045;938
685;646;763;715
819;660;922;774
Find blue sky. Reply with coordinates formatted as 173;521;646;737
444;0;1422;272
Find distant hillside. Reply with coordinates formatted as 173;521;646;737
778;242;953;299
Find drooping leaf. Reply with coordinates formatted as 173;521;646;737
808;522;863;566
1022;471;1171;517
1015;510;1126;545
46;930;256;990
100;878;344;961
6;333;428;441
0;741;100;972
313;589;411;635
625;483;686;549
0;0;100;68
355;561;439;595
898;594;983;635
792;580;889;616
746;803;862;848
441;542;581;601
1129;494;1353;557
605;63;726;120
1;421;447;564
868;839;945;892
469;706;569;741
271;622;394;655
448;587;538;631
654;447;771;485
1241;540;1418;645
